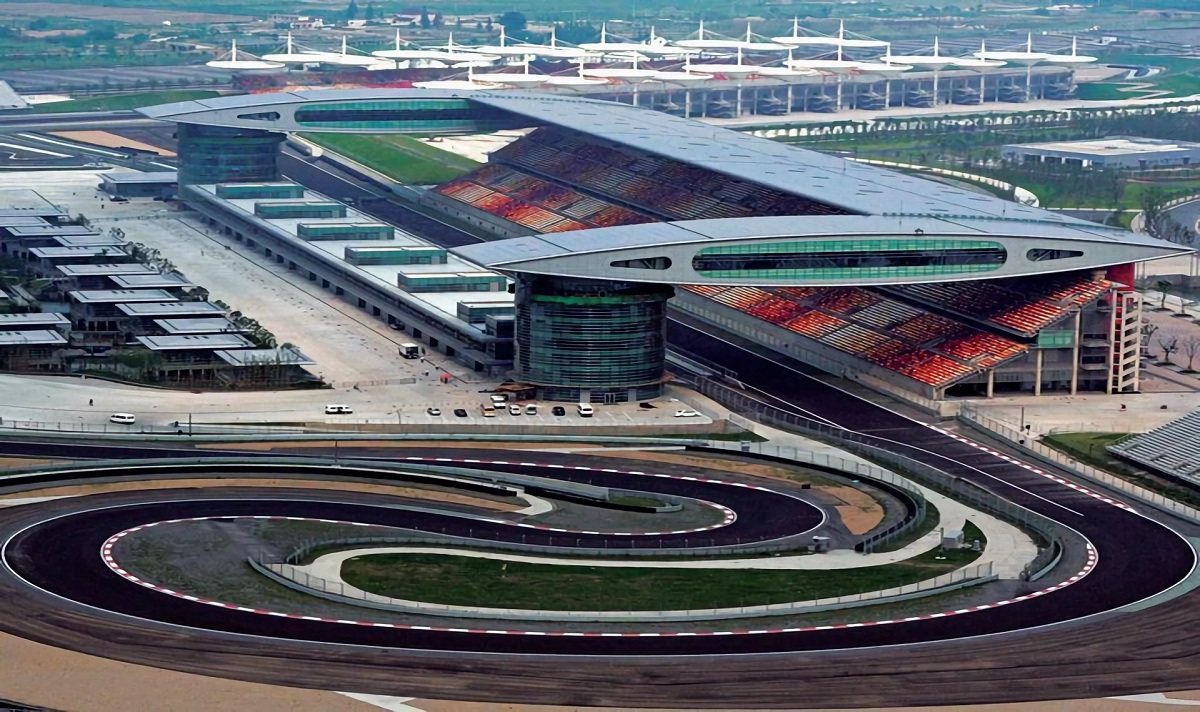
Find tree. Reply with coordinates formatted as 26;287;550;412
420;8;431;29
1159;334;1180;365
499;11;525;33
1183;335;1200;372
344;0;359;22
364;3;376;20
1153;279;1174;310
1141;322;1159;356
433;11;444;28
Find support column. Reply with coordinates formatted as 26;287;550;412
1034;350;1044;396
1070;310;1081;395
986;369;995;398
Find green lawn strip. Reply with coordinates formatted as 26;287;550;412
303;133;479;185
340;546;981;611
1041;432;1200;508
32;90;222;113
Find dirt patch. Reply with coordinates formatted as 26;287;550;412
0;2;251;22
816;485;884;535
51;131;177;156
0;631;376;712
7;477;519;512
0;457;65;468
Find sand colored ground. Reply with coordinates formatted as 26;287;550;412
0;631;379;712
2;477;519;512
814;484;884;535
0;457;64;468
51;131;177;156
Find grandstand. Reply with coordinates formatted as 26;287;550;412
427;125;1138;402
144;89;1179;404
1108;411;1200;483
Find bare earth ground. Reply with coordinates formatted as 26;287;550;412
599;450;886;534
0;632;380;712
0;2;251;21
0;457;63;468
1;477;520;512
51;131;177;156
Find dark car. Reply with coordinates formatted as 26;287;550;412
453;408;468;417
552;406;566;416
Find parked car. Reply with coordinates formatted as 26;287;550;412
508;404;522;415
481;404;496;417
577;403;594;417
453;408;468;418
324;404;353;414
674;408;701;418
525;404;538;415
108;413;136;424
490;394;508;405
552;406;566;416
426;407;442;416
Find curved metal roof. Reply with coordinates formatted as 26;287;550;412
138;89;1189;254
453;214;1189;286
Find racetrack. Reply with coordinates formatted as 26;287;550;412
0;332;1195;704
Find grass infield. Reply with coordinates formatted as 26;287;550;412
340;545;983;611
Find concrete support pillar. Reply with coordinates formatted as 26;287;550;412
1034;350;1044;396
1070;311;1081;395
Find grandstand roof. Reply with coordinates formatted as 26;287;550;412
455;214;1188;287
138;89;1131;226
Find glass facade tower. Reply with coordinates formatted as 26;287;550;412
515;275;673;403
176;123;285;187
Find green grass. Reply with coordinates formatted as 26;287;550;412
303;133;480;185
1076;83;1143;101
1042;432;1200;509
31;90;222;113
340;546;981;611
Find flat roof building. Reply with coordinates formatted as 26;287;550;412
1002;136;1200;169
69;289;177;304
0;312;70;329
153;318;243;334
109;273;194;290
100;171;178;199
134;333;256;350
30;246;129;260
56;264;159;278
0;329;67;346
215;347;315;367
115;302;225;317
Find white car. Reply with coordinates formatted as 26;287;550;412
508;404;522;415
426;407;442;416
324;404;353;415
674;408;701;418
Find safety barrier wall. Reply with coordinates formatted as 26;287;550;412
690;377;1067;580
958;404;1200;524
251;555;996;623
